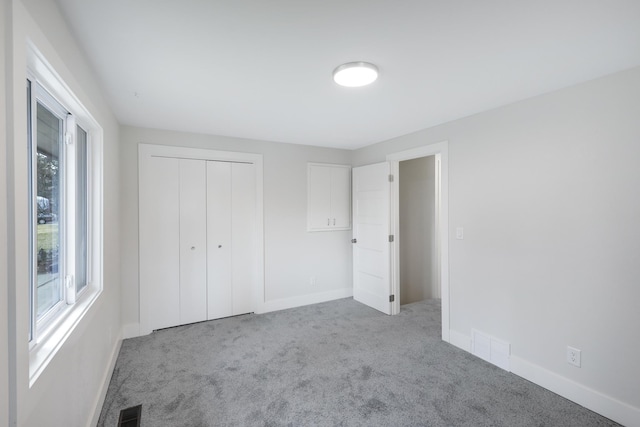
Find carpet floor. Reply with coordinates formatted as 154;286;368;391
98;298;619;426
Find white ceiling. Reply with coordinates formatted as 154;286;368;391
55;0;640;150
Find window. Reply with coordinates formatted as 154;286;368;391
28;81;91;340
26;44;103;384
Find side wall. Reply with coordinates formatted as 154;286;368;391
8;0;121;425
120;126;354;336
354;67;640;426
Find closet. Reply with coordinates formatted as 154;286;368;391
138;144;262;334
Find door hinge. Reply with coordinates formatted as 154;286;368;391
388;174;394;182
389;295;395;302
388;235;394;243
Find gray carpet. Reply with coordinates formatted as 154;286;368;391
98;298;618;426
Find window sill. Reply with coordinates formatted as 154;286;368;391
29;287;101;387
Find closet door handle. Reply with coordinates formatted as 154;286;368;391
333;218;336;226
327;218;330;226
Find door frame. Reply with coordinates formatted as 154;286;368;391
138;144;264;335
387;141;450;342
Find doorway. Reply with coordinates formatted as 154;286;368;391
388;142;449;342
398;156;440;305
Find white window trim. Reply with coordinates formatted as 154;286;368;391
27;42;104;386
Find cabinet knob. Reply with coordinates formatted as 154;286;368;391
218;245;222;248
351;238;357;244
191;246;196;250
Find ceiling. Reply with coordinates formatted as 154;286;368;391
55;0;640;150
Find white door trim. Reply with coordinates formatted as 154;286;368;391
138;144;265;335
386;141;450;342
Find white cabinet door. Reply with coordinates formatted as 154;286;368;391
307;163;351;231
331;166;352;229
307;164;332;230
352;162;392;314
179;159;208;325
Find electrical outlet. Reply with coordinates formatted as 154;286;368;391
567;346;581;367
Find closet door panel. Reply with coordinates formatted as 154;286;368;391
141;156;180;330
206;161;233;320
232;163;256;315
179;159;208;324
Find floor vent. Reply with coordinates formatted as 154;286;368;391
118;404;142;427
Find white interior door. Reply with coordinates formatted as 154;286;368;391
207;161;256;320
207;162;233;320
352;162;392;314
139;144;264;336
231;162;256;315
140;156;181;330
179;159;208;324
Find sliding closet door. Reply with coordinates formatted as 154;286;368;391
231;163;256;315
178;159;208;324
206;161;256;320
139;144;264;335
206;162;233;319
140;156;208;331
140;156;181;330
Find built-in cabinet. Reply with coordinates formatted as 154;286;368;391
307;163;351;231
139;144;262;334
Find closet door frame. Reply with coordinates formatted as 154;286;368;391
138;143;264;335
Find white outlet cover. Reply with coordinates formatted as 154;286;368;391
567;346;581;367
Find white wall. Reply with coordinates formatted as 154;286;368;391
399;156;438;304
354;67;640;425
7;0;122;425
120;126;354;335
1;0;10;425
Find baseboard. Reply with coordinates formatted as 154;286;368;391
122;322;140;339
261;288;353;313
448;329;470;352
88;334;122;427
446;330;638;426
510;356;640;427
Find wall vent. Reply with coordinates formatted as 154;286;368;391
118;404;142;427
471;329;510;371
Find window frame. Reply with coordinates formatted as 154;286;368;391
26;43;104;385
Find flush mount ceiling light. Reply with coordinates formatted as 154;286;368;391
333;62;378;87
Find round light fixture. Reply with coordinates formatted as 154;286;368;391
333;62;378;87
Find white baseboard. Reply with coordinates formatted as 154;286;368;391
448;329;470;352
88;335;122;427
510;356;640;427
446;330;639;426
261;288;353;313
122;323;140;339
